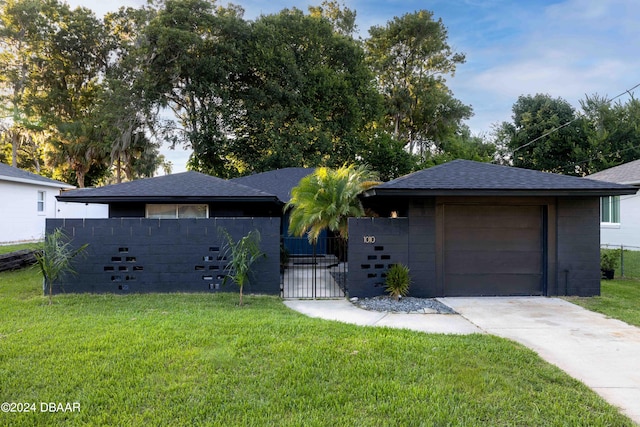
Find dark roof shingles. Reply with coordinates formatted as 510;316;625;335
231;168;314;203
369;159;637;195
58;171;277;201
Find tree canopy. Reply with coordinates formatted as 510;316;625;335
494;93;640;176
0;0;488;185
366;10;472;159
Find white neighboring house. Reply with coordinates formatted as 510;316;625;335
0;162;108;244
588;159;640;249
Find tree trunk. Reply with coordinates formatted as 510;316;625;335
11;131;19;167
76;169;86;188
116;155;122;183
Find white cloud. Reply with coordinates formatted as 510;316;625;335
449;0;640;135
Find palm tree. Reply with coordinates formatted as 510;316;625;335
285;164;379;244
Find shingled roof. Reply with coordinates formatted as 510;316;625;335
231;167;315;203
56;171;279;203
587;159;640;186
364;159;637;197
0;162;74;189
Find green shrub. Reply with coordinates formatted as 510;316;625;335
385;263;411;300
34;228;87;304
601;249;620;271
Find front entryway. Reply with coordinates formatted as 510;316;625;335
281;237;346;298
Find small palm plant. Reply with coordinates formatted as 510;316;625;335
35;228;88;305
219;228;265;306
385;263;411;301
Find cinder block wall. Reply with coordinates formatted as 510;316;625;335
46;218;280;295
407;199;437;297
556;197;601;296
347;218;409;298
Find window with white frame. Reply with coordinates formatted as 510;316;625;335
600;195;620;224
146;204;208;219
37;191;46;213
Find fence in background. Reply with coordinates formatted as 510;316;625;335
601;244;640;279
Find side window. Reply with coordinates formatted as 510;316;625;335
146;204;177;219
146;204;208;219
37;191;46;213
178;205;208;218
600;196;620;224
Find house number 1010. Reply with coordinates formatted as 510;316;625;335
363;235;376;244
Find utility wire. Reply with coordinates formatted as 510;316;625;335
564;144;640;170
511;82;640;154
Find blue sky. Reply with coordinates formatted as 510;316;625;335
69;0;640;171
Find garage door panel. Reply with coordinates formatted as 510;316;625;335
445;274;544;297
445;228;541;252
444;251;542;274
446;217;540;229
443;204;544;296
445;206;541;229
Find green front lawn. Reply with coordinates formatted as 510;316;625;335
566;278;640;327
0;268;633;426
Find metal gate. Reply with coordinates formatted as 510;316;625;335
281;236;347;298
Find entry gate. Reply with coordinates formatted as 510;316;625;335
281;236;347;298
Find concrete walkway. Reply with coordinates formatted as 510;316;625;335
284;297;640;424
284;298;481;334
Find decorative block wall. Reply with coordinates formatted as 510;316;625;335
347;218;409;298
46;218;280;295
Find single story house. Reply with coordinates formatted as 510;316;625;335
49;160;636;298
587;159;640;249
0;162;74;244
349;160;637;298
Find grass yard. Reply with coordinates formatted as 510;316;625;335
601;247;640;279
0;242;41;255
566;278;640;328
0;268;634;426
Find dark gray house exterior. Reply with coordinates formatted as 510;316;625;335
51;161;636;298
349;160;637;298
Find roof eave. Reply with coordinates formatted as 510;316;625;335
56;195;283;204
1;175;75;189
363;188;639;197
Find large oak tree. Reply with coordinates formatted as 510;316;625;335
366;10;471;159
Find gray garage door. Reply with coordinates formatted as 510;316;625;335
443;204;544;296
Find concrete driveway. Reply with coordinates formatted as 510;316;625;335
440;297;640;425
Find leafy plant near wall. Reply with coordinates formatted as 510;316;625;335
385;263;411;301
601;249;620;280
35;228;88;305
219;228;265;306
